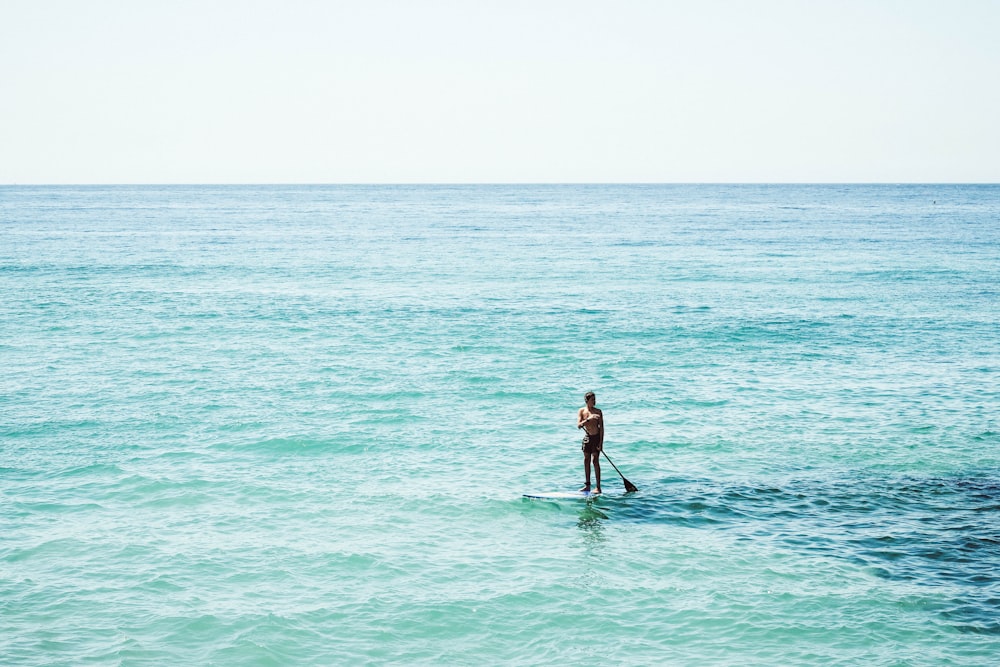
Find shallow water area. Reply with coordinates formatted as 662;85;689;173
2;184;999;665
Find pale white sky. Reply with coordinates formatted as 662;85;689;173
2;0;998;183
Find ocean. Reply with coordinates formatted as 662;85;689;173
2;184;998;665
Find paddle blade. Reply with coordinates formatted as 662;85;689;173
623;478;638;493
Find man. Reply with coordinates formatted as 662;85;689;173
576;391;603;493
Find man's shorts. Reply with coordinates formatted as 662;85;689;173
582;433;601;455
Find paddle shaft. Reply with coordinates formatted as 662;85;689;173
601;449;638;492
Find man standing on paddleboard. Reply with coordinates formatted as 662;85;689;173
577;391;604;493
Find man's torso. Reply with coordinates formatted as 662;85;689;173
580;407;603;436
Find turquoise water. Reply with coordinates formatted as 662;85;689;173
2;184;998;665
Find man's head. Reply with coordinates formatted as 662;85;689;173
584;391;596;405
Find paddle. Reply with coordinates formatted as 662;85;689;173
601;450;638;493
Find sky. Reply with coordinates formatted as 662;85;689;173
2;0;998;184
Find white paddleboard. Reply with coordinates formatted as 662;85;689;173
523;490;602;500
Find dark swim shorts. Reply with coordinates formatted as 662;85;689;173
582;433;601;455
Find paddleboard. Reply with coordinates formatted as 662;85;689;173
523;490;602;500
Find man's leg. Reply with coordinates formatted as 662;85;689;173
593;453;601;492
582;452;592;489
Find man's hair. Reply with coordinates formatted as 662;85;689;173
584;391;595;402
